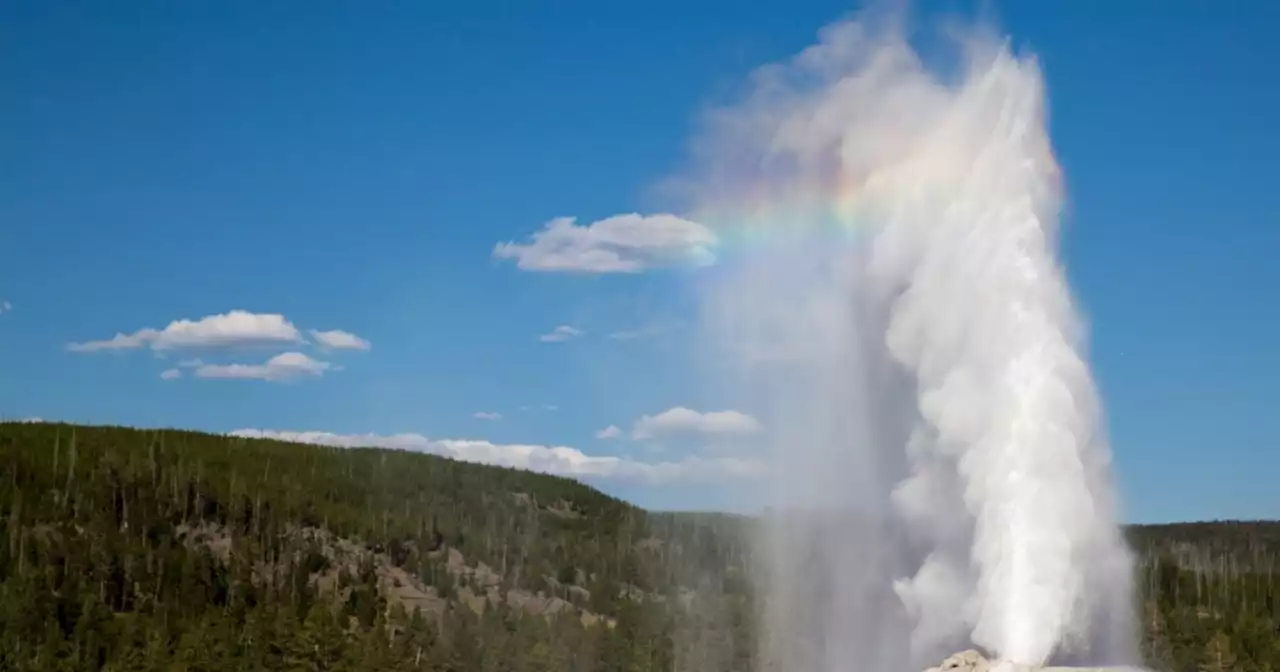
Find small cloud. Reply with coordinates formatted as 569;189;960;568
159;368;182;380
473;411;502;421
631;407;762;440
0;300;11;313
309;329;371;351
539;325;584;343
494;213;717;274
68;310;304;352
596;424;623;440
194;352;332;382
229;428;763;485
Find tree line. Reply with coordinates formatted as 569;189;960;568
0;422;1274;671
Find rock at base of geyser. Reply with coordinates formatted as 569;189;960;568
925;650;1150;672
925;649;998;672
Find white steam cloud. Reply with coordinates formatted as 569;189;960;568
688;15;1135;671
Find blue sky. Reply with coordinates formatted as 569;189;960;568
1;1;1276;522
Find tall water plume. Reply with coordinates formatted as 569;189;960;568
683;14;1137;671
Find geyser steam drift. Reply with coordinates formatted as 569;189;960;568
688;17;1136;671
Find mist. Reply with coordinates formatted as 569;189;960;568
685;14;1137;671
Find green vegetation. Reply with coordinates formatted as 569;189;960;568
1129;522;1280;672
0;422;1274;671
0;422;750;671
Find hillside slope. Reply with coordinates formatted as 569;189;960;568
0;421;754;671
0;421;1275;672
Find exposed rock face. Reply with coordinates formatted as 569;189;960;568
926;650;1040;672
925;650;1148;672
926;649;994;672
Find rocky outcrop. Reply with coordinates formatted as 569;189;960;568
927;650;994;672
925;650;1148;672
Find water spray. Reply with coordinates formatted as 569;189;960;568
689;15;1137;671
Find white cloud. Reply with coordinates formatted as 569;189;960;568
309;329;371;351
473;411;502;421
596;424;623;439
539;325;583;343
631;407;762;440
229;428;762;485
159;368;182;380
0;300;11;313
68;310;304;352
494;213;717;273
194;352;332;382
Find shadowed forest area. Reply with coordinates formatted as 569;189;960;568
0;422;1275;671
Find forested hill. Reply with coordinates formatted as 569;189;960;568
0;421;755;672
0;421;1276;672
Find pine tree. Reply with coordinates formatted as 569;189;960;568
1200;631;1238;672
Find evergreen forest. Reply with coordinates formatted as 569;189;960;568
0;422;1275;671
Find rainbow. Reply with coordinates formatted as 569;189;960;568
689;178;878;268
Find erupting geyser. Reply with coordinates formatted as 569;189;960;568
686;14;1137;672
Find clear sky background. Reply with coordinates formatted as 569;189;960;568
2;1;1276;523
